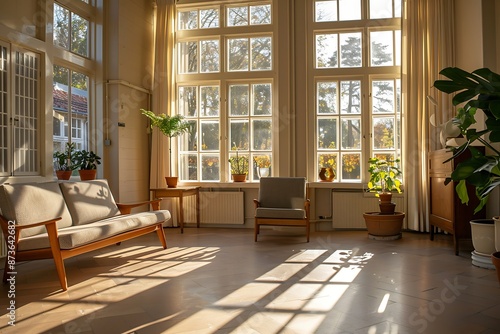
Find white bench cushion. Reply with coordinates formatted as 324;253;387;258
17;210;171;251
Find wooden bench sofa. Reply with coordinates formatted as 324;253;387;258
0;179;171;291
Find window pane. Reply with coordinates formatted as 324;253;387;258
251;37;272;70
200;8;219;28
318;118;337;149
339;0;361;20
201;121;219;150
371;31;393;66
372;80;395;113
318;153;337;170
201;154;219;180
200;86;219;116
340;81;361;114
315;1;338;22
252;84;271;115
178;86;197;117
230;120;249;150
373;117;394;149
341;118;361;149
316;34;338;68
180;154;197;180
228;38;249;71
340;32;362;68
342;153;360;180
227;6;248;26
252;119;271;150
250;4;271;25
178;10;198;30
180;120;197;151
178;41;198;73
370;0;393;19
395;30;401;66
71;12;88;57
229;85;249;116
54;4;70;49
317;82;337;114
200;39;220;73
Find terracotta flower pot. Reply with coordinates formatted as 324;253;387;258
363;212;405;240
56;170;72;180
165;176;178;188
78;169;97;181
232;173;247;182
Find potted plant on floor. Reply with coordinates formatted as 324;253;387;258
433;67;500;269
53;142;77;180
74;149;101;181
141;109;191;188
363;157;405;240
229;149;249;182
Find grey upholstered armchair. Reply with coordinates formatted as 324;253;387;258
253;177;310;242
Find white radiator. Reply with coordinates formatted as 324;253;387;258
166;191;245;226
332;190;405;229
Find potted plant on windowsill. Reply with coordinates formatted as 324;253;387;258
53;142;77;180
254;155;271;178
229;149;249;182
433;67;500;271
363;157;404;240
74;149;101;181
141;109;191;188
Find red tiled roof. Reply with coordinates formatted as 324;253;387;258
53;85;88;115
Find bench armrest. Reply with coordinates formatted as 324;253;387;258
116;199;163;214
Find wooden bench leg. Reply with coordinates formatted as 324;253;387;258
156;225;167;249
46;223;68;291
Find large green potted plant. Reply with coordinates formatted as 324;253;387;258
141;109;191;188
433;67;500;212
366;157;402;213
434;67;500;265
53;142;77;180
363;157;404;240
74;149;102;181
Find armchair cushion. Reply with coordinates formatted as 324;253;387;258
258;177;306;209
255;208;306;219
0;182;73;238
59;179;120;225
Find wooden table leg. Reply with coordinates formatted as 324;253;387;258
179;195;184;233
196;190;200;228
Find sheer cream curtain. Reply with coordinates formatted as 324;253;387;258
402;0;455;231
150;0;176;189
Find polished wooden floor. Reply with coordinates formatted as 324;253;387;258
1;227;499;333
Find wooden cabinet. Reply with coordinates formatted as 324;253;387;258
429;149;485;255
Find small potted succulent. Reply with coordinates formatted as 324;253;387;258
229;149;249;182
74;149;101;180
53;142;77;180
366;157;403;213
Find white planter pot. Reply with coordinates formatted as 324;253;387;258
494;216;500;252
470;219;496;256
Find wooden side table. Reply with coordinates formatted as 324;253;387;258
150;186;200;233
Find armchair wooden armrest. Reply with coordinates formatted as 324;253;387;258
253;199;261;208
116;199;163;214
